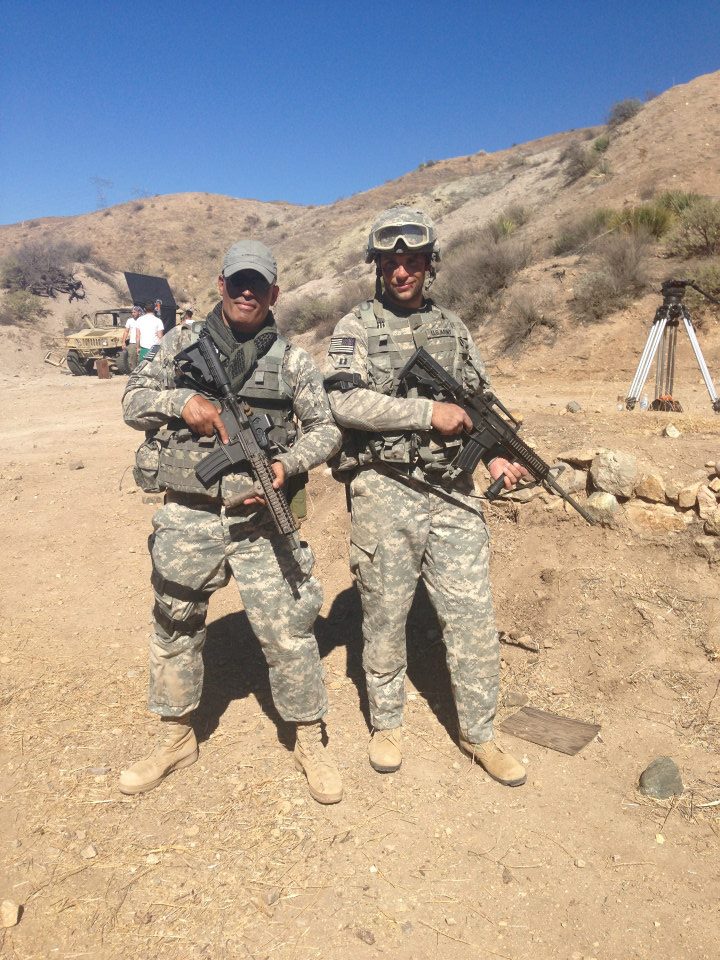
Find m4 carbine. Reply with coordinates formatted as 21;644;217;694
397;347;595;526
175;330;301;545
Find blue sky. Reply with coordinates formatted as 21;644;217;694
1;0;718;225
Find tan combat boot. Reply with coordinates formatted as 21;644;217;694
119;716;198;795
368;727;402;773
459;737;526;787
293;722;343;804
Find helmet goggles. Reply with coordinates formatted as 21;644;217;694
371;222;433;253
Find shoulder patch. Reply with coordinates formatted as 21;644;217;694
329;336;356;355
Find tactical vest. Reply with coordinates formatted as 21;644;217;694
349;299;473;473
156;334;297;498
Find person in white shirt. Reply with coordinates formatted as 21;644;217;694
136;302;165;362
122;305;142;370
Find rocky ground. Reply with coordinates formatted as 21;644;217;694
1;360;718;960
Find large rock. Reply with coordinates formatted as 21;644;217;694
590;450;638;499
677;481;703;510
552;466;587;496
634;470;666;503
625;502;693;533
709;477;720;493
697;485;719;521
704;507;720;536
638;757;684;799
557;447;605;468
586;491;619;524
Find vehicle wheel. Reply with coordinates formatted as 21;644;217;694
66;351;87;376
114;349;130;375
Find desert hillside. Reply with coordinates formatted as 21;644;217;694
1;70;719;383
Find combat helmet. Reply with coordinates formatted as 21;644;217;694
365;206;441;267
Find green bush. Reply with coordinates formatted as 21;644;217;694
573;233;649;322
656;190;702;214
553;209;614;255
668;198;720;256
607;98;643;128
0;290;50;326
592;135;610;154
611;202;673;238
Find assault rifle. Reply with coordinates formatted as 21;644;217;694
397;347;595;525
175;330;301;547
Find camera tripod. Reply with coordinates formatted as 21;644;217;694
625;278;720;413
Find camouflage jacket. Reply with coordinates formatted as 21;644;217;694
122;322;341;487
323;298;490;476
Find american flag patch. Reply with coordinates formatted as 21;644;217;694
329;336;356;355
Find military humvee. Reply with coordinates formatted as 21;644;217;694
44;272;178;376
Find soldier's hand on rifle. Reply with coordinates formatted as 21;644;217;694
489;457;529;491
181;395;230;443
431;401;473;435
243;461;286;507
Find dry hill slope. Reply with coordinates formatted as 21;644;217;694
1;69;719;381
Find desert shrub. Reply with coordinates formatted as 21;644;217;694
559;140;599;183
553;209;614;255
436;236;531;325
266;218;280;229
279;279;371;341
0;290;50;326
500;295;558;353
607;98;643;128
281;296;335;335
668;198;720;256
483;205;529;242
0;240;90;293
684;261;720;322
573;233;649;322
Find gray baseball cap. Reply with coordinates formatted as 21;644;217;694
222;240;277;284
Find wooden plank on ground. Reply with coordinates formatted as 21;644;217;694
498;706;600;755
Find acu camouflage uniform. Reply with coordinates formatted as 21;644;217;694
122;318;341;722
325;298;499;744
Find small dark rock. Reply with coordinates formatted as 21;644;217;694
68;460;85;471
566;401;582;413
355;928;376;945
638;756;684;799
264;889;280;906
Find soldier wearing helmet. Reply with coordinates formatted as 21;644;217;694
324;206;528;787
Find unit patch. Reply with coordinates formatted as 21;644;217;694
329;336;356;355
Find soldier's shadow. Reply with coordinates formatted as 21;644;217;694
195;611;293;750
317;581;457;739
196;582;457;747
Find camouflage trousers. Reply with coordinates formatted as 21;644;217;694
349;466;499;744
147;498;327;721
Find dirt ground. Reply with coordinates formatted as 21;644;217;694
1;356;719;960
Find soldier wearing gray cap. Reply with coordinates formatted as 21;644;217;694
120;240;344;804
324;208;528;787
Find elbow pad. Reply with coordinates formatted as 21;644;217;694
324;372;365;393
